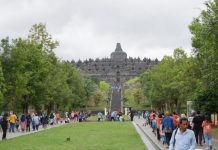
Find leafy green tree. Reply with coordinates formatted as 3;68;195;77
0;38;47;112
98;81;110;104
99;81;110;94
28;23;59;53
124;77;145;109
189;0;218;114
140;48;195;113
0;62;5;108
83;78;98;107
92;90;104;106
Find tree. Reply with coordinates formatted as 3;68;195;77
139;48;195;113
0;62;4;108
189;0;218;114
92;90;104;106
124;77;145;109
28;23;59;53
83;78;98;107
0;38;49;112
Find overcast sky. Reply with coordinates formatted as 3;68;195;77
0;0;205;61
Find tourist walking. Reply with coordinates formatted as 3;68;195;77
169;117;196;150
20;113;26;132
97;112;103;122
130;111;134;121
41;114;49;129
9;112;17;132
156;113;163;141
192;110;204;146
162;111;175;148
32;113;40;131
202;117;213;150
1;113;8;140
26;113;31;132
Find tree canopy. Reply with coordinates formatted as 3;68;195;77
0;23;107;114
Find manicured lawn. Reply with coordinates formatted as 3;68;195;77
212;127;218;140
0;122;146;150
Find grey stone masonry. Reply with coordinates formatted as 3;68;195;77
72;43;159;111
73;43;159;85
111;87;121;111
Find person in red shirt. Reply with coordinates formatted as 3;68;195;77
156;113;163;141
202;117;212;150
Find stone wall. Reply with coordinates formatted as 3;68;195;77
72;43;159;84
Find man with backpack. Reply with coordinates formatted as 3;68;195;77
169;117;196;150
162;111;175;148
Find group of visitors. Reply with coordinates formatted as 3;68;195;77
0;109;215;150
0;110;89;140
97;111;124;122
143;110;214;150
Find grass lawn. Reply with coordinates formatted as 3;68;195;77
212;127;218;140
0;122;146;150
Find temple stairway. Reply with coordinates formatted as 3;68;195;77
110;88;121;112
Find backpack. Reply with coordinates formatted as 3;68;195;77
164;125;173;133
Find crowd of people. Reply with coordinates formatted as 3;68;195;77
97;111;125;122
0;111;89;140
0;109;216;150
141;110;215;150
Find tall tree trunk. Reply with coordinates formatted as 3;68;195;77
176;100;181;114
23;95;29;114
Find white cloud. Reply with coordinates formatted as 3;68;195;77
0;0;205;61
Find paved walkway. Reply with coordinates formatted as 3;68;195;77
133;117;218;150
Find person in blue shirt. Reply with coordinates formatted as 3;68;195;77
169;117;196;150
162;111;175;147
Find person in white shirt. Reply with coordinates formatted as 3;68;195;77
169;117;196;150
97;112;103;122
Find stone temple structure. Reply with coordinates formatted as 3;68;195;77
72;43;159;112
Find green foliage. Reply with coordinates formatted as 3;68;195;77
194;90;218;114
139;49;197;113
28;23;59;53
0;62;4;108
85;80;110;108
92;90;104;106
136;0;218;114
0;23;100;113
83;78;98;107
1;39;46;112
124;77;145;109
99;81;110;94
189;0;218;114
